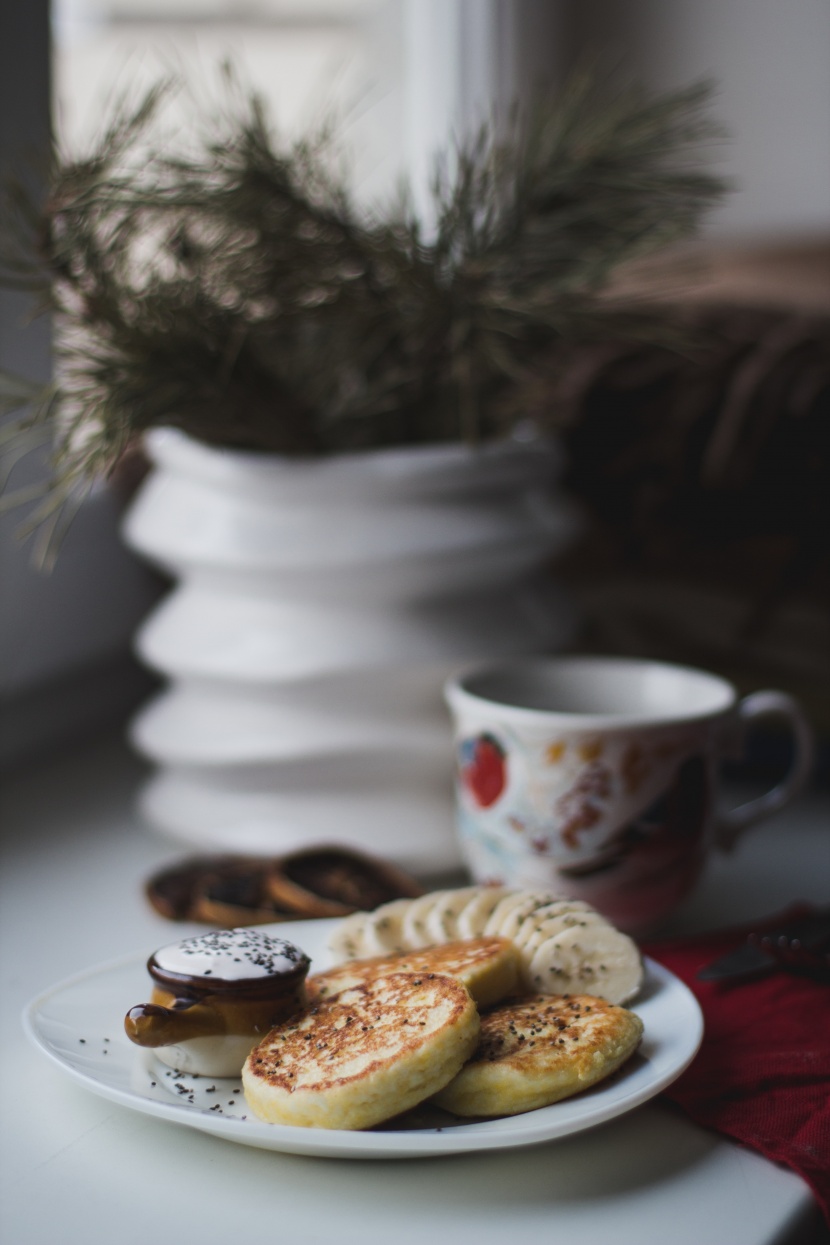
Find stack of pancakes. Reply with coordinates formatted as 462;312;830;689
242;927;643;1131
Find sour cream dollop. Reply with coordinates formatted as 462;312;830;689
150;928;309;985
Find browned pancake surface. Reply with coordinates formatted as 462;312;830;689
307;936;518;1008
242;971;480;1129
434;993;643;1117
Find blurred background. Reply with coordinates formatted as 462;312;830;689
2;0;829;771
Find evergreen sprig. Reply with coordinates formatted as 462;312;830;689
0;69;726;553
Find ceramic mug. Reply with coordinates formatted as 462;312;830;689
445;656;815;932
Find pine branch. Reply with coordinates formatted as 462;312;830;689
0;68;727;558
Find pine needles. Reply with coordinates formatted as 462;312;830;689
0;69;726;547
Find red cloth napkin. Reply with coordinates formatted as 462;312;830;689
642;908;830;1224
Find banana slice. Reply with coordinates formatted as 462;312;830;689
401;892;445;948
358;898;415;957
524;921;643;1004
514;912;608;983
511;904;600;952
327;885;643;1006
481;890;539;937
455;887;510;939
424;887;483;945
484;891;559;942
327;910;372;962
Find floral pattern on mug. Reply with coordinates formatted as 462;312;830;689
458;726;699;867
446;656;815;930
458;733;508;808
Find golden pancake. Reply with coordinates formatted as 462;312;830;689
433;993;643;1117
242;971;479;1130
307;936;519;1009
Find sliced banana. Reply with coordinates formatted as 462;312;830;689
484;890;559;941
358;898;416;956
512;911;604;956
327;910;372;962
455;886;510;939
401;891;446;948
328;884;644;1005
481;890;540;938
424;887;483;945
511;903;599;952
517;896;595;926
524;921;643;1004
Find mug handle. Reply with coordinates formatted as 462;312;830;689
716;690;815;850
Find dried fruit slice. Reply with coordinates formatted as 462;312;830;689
266;846;423;917
145;855;294;927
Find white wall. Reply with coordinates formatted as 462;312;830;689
0;0;160;763
563;0;830;242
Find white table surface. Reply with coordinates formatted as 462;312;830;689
2;737;828;1245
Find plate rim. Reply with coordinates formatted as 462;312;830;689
22;924;703;1159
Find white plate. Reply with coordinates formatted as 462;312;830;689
23;919;702;1160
